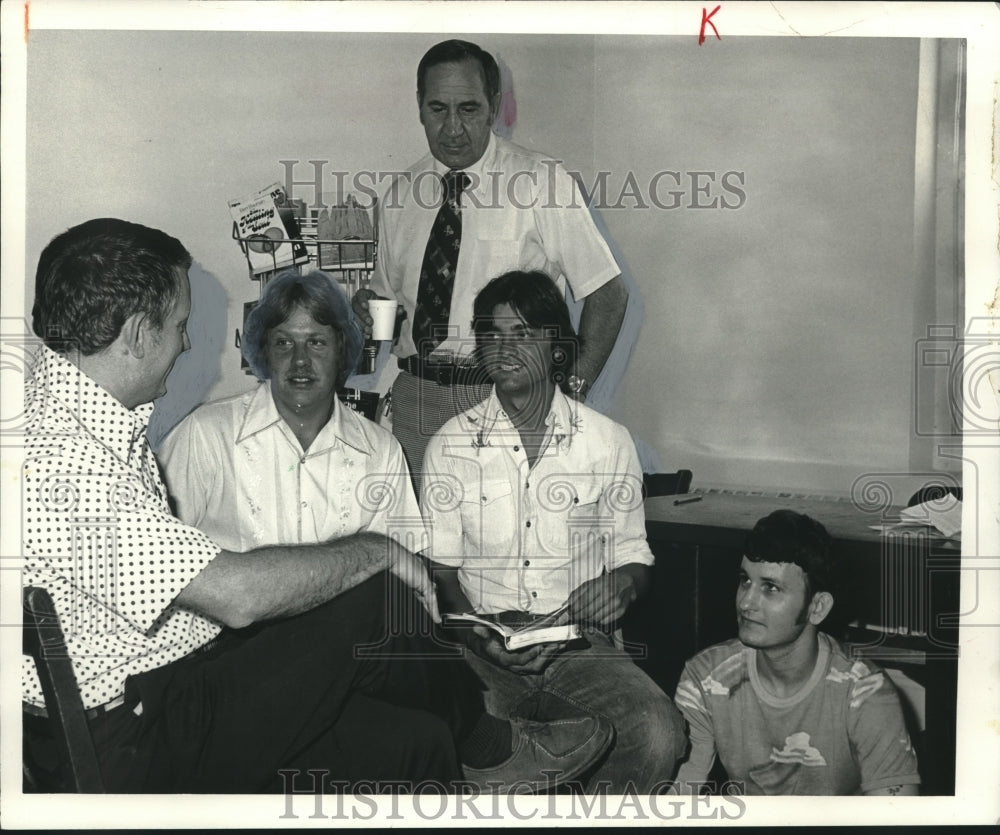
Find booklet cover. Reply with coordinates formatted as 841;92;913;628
229;183;308;274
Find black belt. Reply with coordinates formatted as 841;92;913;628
398;355;486;387
23;694;133;722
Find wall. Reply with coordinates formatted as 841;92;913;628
23;31;947;496
592;36;923;493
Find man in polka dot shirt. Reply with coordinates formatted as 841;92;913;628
21;218;611;793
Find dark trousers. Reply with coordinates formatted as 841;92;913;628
77;573;476;792
390;371;491;494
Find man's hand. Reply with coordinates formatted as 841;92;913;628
351;288;381;338
429;561;562;672
566;570;638;628
467;625;565;675
387;541;440;623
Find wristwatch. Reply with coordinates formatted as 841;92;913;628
566;375;589;397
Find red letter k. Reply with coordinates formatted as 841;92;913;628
699;5;722;45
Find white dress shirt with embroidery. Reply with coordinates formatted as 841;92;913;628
157;381;426;554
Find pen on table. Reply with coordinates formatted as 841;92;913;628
673;495;703;506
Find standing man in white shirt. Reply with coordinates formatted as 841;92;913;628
353;39;629;488
421;270;684;794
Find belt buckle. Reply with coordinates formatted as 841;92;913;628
422;353;454;386
432;365;455;386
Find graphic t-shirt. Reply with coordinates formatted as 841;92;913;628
674;634;920;795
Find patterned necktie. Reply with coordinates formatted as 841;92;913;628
412;170;469;357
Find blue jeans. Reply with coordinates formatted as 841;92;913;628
465;631;685;793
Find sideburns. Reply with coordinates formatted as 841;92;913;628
795;589;814;625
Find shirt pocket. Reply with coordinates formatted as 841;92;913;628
567;477;604;517
561;477;607;571
471;211;520;276
460;479;516;543
533;474;603;518
473;206;517;241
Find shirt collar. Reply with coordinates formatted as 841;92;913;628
429;131;497;203
236;381;374;457
461;385;581;448
32;345;154;464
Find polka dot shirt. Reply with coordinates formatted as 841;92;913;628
22;347;222;710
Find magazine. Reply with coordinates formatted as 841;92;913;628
444;605;581;650
229;182;308;274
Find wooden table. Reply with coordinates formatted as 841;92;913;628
626;491;960;794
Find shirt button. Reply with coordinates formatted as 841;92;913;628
526;520;531;528
301;501;308;508
513;445;520;452
525;482;530;489
524;560;530;566
531;591;538;598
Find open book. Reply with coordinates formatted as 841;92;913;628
444;605;581;650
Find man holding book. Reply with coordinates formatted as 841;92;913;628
421;270;685;793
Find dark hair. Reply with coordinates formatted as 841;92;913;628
242;270;363;388
744;509;841;606
417;39;501;105
472;270;577;392
32;218;192;355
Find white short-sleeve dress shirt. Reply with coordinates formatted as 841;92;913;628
369;133;621;360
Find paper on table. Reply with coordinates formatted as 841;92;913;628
869;494;962;539
898;494;962;538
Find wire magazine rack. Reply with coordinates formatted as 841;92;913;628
232;198;385;423
231;200;379;303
